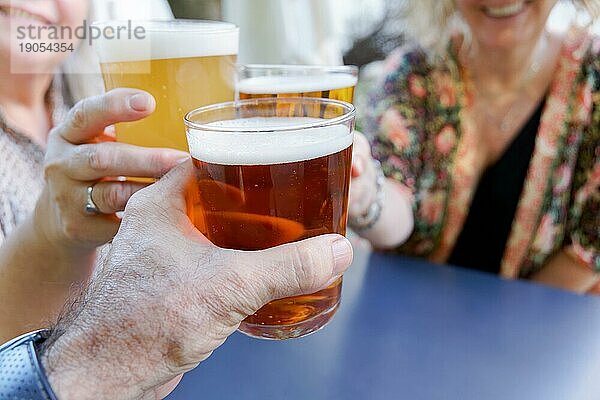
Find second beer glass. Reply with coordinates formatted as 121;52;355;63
185;98;356;340
237;64;358;104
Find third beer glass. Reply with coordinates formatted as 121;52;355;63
94;20;238;151
237;64;358;103
185;98;355;340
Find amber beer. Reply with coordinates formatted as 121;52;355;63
185;98;355;340
238;65;358;103
93;21;238;151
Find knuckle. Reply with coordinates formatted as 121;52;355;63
103;91;125;116
43;159;61;181
123;191;146;214
69;100;89;131
123;189;154;220
128;188;175;222
148;151;171;175
102;184;130;211
85;144;111;172
289;243;324;293
62;219;84;242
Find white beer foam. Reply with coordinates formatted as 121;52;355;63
188;117;353;165
238;74;358;94
94;21;238;63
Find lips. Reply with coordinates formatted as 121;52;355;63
0;4;52;25
482;1;528;18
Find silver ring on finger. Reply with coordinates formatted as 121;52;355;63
84;183;101;214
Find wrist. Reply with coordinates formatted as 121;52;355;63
41;328;97;399
40;325;128;400
40;306;171;400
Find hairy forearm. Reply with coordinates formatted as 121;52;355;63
531;249;599;293
0;217;95;342
358;179;415;249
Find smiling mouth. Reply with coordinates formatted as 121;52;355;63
0;4;50;24
482;1;531;18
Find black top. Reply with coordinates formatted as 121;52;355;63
447;99;545;274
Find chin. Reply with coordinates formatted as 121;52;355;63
471;14;543;50
6;43;64;74
463;0;554;50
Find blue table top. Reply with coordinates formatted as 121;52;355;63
168;249;600;400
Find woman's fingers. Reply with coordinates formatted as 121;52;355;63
352;131;372;178
349;132;377;217
54;88;156;145
62;142;189;181
354;131;370;152
90;181;148;214
351;154;366;177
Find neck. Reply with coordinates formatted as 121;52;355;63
0;62;54;147
465;30;548;94
0;71;53;109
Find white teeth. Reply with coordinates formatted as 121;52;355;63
484;2;525;17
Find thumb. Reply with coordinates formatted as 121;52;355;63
128;158;193;215
228;234;353;307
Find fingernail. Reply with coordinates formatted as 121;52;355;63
104;125;116;135
332;238;353;275
129;93;152;112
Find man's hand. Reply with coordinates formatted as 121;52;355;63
40;160;353;400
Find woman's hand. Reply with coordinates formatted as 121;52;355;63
349;131;379;220
37;88;189;254
348;131;377;218
348;131;415;248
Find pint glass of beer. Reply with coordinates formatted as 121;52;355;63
185;98;355;340
93;20;238;151
237;64;358;103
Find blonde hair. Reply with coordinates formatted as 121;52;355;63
401;0;600;62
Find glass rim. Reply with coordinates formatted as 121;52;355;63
90;19;238;33
184;97;356;133
237;64;358;76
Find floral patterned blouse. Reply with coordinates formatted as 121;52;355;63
363;27;599;278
